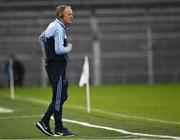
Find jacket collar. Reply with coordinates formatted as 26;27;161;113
55;18;68;31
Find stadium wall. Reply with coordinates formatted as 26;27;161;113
0;0;180;87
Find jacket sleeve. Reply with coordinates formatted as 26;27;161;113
54;27;72;54
38;31;45;48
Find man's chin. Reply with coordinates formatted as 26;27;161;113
67;22;72;25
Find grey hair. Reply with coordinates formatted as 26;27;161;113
56;5;70;19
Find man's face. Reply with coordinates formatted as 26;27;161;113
61;7;73;25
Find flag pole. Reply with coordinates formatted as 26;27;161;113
9;58;15;100
86;79;91;113
85;57;91;113
85;56;91;113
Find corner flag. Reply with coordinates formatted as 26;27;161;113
79;56;89;87
79;56;91;113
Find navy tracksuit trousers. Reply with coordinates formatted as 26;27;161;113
42;59;68;131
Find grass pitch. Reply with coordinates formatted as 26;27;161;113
0;84;180;139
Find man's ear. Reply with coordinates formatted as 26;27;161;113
59;13;63;18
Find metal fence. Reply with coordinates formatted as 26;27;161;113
0;1;180;87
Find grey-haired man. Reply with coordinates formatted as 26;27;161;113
36;5;74;137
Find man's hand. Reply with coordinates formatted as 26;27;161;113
67;43;72;50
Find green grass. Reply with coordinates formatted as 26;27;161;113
0;84;180;139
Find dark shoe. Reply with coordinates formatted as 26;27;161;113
54;128;75;137
36;121;53;136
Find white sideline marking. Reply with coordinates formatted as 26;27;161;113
62;118;180;140
0;115;40;120
0;113;179;139
0;114;179;139
15;95;49;105
66;105;180;125
15;95;180;125
0;107;13;113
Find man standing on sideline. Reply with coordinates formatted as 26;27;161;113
36;5;74;137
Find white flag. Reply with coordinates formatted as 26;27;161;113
79;56;91;113
79;56;89;87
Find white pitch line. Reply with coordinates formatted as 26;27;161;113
62;118;180;140
15;95;49;105
0;114;179;139
0;114;41;120
14;95;180;125
0;107;14;113
0;112;179;139
65;105;180;125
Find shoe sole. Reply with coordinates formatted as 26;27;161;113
54;134;63;137
36;122;53;136
54;133;75;137
53;131;63;137
63;134;75;137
